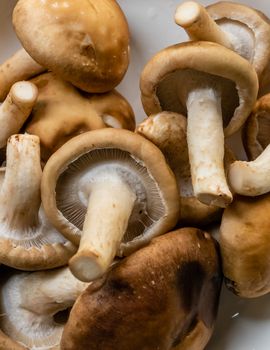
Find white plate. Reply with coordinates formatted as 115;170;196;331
1;1;270;349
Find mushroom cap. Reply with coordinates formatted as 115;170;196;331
0;135;77;271
243;93;270;160
13;0;130;93
140;41;258;137
61;228;222;350
136;112;232;226
0;330;26;350
206;2;270;81
0;207;77;271
0;266;87;350
220;194;270;297
24;73;134;161
88;90;135;131
41;128;180;256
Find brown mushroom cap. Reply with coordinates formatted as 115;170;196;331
61;227;222;350
24;73;134;161
41;128;179;281
140;41;258;137
243;93;270;160
136;112;236;226
13;0;130;93
220;193;270;297
206;1;270;94
88;90;135;131
0;330;26;350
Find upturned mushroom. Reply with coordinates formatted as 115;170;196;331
41;128;180;282
0;48;45;102
0;134;76;270
220;193;270;297
137;112;235;226
140;41;258;207
24;73;134;161
228;147;270;196
229;93;270;196
243;93;270;160
61;227;222;350
13;0;130;93
174;1;270;94
0;266;88;350
0;81;38;148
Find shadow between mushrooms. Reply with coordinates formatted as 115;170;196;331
61;228;222;350
229;93;270;196
41;128;180;282
0;134;76;270
140;41;258;208
243;93;270;160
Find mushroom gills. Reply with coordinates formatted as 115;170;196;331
56;148;165;280
0;267;87;349
215;18;255;61
156;69;239;129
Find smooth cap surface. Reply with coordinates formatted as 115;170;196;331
13;0;130;93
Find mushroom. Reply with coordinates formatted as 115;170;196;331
228;146;270;196
24;72;135;161
174;1;270;94
220;193;270;297
137;112;235;226
243;93;270;160
0;266;88;350
140;41;258;207
0;134;76;270
0;330;26;350
88;90;135;131
0;48;45;102
13;0;130;93
228;93;270;196
41;128;180;282
60;227;222;350
0;80;38;148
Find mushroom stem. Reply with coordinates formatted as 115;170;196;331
69;177;136;282
0;134;42;229
0;48;44;101
229;144;270;196
0;81;38;148
20;267;88;315
174;1;233;49
186;87;232;207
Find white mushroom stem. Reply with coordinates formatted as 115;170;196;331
20;267;88;315
174;1;233;49
0;81;38;148
0;48;44;101
229;145;270;196
186;88;233;207
0;134;42;229
69;177;136;282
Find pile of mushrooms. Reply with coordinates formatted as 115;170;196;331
1;0;270;349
